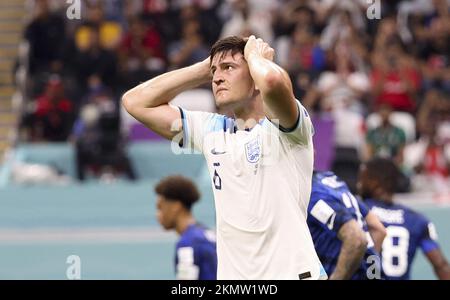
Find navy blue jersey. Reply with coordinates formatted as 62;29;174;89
307;172;380;280
364;198;440;280
175;223;217;280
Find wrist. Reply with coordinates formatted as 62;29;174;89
329;272;343;280
190;61;212;84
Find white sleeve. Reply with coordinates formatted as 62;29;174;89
179;107;224;153
264;100;314;146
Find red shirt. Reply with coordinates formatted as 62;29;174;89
35;96;73;117
424;146;449;177
121;26;164;60
371;68;420;112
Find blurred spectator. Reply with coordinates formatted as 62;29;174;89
24;0;65;76
395;0;447;44
23;76;74;142
371;38;421;113
220;0;274;43
313;38;370;152
317;1;367;50
71;26;118;97
72;87;136;182
99;0;125;22
317;39;370;114
275;24;325;76
75;1;123;51
365;104;406;165
123;0;145;21
273;2;320;38
177;1;222;45
118;16;165;88
168;19;209;69
417;17;450;94
274;20;324;100
405;120;450;193
404;89;450;192
417;89;450;142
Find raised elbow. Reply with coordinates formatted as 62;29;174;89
121;91;131;111
121;90;137;114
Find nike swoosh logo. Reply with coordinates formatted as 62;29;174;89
211;148;227;155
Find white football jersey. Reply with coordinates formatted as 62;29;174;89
176;100;327;280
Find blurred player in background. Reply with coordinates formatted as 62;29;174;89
308;171;386;280
123;35;325;279
358;158;450;280
155;175;217;280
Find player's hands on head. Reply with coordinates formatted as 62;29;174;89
199;56;212;81
244;35;275;62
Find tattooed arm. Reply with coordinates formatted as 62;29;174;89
329;219;368;280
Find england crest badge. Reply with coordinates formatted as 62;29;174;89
245;138;261;163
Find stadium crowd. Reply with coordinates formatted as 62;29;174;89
15;0;449;192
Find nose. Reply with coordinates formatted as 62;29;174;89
213;72;225;86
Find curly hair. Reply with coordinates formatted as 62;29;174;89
155;175;200;210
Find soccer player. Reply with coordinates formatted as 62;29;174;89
358;158;450;280
155;175;217;280
123;35;325;279
308;171;386;279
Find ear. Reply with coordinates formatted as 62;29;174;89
173;201;185;213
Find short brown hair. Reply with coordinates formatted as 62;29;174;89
210;36;246;63
155;175;200;210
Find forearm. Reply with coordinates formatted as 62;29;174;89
330;241;366;279
331;222;368;280
122;60;210;110
427;249;450;280
435;263;450;280
365;212;387;254
246;53;287;96
369;228;385;254
244;37;296;126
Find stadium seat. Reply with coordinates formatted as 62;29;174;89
127;141;207;181
12;143;77;179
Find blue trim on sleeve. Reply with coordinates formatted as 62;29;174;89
265;100;312;135
421;239;439;254
279;103;301;133
178;107;189;148
319;264;328;279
